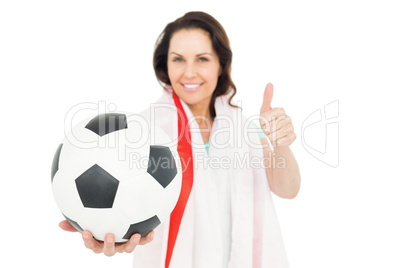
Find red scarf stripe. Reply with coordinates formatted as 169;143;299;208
165;93;194;268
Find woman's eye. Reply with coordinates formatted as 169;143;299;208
172;57;183;62
199;57;209;62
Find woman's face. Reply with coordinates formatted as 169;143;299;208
167;28;221;110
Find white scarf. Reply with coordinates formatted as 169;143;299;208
133;88;289;268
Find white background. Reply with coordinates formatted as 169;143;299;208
1;0;401;267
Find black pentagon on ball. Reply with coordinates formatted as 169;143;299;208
75;164;119;208
51;143;63;183
123;215;161;239
147;145;177;188
63;214;84;232
85;113;127;137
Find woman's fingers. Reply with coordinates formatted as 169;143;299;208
139;230;154;245
59;220;79;232
260;108;296;148
274;131;297;148
103;234;117;257
79;229;154;256
82;230;103;254
117;233;141;253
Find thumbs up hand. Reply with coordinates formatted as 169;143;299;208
259;83;296;148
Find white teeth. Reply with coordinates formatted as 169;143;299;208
183;84;200;89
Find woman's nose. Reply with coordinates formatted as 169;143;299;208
183;63;196;79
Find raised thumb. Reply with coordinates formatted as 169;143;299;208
260;83;274;113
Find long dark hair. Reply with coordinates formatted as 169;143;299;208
153;11;238;119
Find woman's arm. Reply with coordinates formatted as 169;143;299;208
261;139;301;199
259;83;301;198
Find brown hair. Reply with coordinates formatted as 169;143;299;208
153;11;238;119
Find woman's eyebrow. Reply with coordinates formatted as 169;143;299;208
196;52;213;56
169;52;213;57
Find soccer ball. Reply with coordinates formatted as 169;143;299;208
51;112;181;242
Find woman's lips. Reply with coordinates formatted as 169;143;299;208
181;83;202;92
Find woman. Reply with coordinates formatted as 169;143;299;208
60;11;300;267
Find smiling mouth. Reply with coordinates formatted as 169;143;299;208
182;83;202;92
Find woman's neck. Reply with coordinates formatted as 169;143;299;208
188;103;212;124
188;103;213;144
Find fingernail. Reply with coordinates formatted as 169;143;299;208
134;235;140;243
83;233;88;240
107;236;113;243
